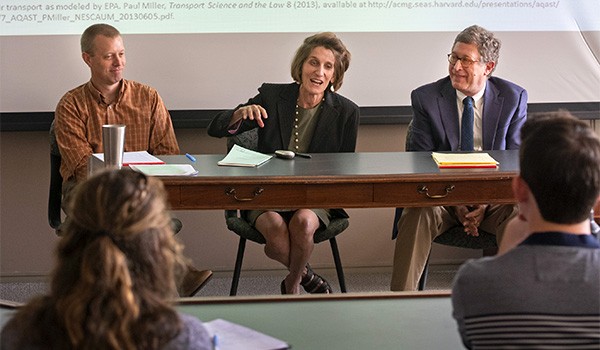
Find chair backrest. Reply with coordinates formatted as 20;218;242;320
405;119;414;151
391;120;414;239
226;128;259;152
48;120;63;232
224;128;260;221
591;210;600;240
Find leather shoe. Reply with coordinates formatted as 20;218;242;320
178;268;213;297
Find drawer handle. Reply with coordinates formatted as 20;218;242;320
417;184;455;199
225;187;264;201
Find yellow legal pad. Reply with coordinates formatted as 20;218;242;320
432;152;499;169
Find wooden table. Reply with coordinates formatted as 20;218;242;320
157;150;519;210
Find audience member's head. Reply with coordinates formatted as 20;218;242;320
519;111;600;224
7;169;188;349
291;32;351;91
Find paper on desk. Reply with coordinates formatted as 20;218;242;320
205;319;290;350
93;151;164;165
129;164;198;176
218;144;273;167
432;152;499;168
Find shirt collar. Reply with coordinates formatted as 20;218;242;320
86;79;125;105
86;81;102;104
520;231;600;249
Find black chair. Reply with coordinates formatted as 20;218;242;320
392;120;497;290
48;120;183;235
223;129;349;296
590;209;600;240
48;120;64;235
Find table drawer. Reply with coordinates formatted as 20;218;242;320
175;183;373;209
373;180;515;207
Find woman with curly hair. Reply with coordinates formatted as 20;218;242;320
1;169;212;349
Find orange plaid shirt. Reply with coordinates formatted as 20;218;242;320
55;79;180;182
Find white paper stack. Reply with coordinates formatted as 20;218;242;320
217;144;273;167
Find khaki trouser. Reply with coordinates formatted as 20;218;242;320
391;204;518;291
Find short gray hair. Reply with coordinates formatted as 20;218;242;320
453;25;501;74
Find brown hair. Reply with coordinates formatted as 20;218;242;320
6;169;186;349
81;23;121;55
290;32;351;91
520;111;600;223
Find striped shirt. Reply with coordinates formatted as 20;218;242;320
55;79;179;182
463;313;600;349
452;232;600;349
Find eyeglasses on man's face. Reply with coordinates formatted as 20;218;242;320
447;53;481;68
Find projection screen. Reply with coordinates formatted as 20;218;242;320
1;0;598;120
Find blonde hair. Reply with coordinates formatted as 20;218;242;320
81;23;121;55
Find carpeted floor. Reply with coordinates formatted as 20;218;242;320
0;265;459;304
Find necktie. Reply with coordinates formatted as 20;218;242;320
461;96;474;151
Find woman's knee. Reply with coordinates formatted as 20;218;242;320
293;209;320;226
289;210;319;242
256;212;287;234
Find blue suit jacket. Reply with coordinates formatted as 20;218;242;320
408;76;528;152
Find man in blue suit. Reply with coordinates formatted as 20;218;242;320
391;25;528;291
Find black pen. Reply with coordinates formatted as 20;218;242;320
295;152;312;159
